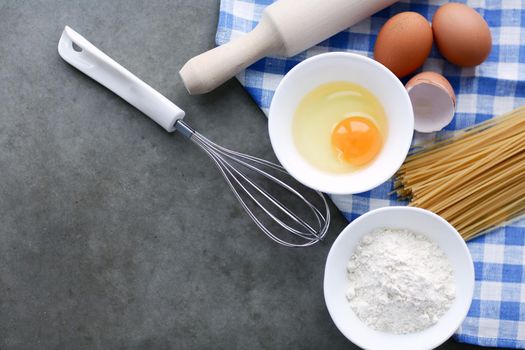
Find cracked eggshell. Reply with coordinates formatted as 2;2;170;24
406;72;456;133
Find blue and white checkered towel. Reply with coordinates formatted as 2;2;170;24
216;0;525;347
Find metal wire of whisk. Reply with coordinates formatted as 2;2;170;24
175;120;331;247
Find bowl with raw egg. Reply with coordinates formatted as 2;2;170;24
269;52;414;194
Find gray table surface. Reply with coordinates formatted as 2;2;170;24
0;1;491;349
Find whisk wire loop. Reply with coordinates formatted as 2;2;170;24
175;120;330;247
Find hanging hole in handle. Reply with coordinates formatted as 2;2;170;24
72;42;83;52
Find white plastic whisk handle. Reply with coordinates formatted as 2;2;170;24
58;26;185;132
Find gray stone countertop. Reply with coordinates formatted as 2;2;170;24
0;1;485;349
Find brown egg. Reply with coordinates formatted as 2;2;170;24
374;12;433;78
432;3;492;67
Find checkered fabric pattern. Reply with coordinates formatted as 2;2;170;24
216;0;525;347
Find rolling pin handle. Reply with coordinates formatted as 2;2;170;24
179;18;281;95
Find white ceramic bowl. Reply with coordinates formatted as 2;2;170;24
268;52;414;194
324;207;474;350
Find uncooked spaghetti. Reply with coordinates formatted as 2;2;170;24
394;106;525;241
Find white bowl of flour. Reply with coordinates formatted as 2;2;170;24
324;207;474;350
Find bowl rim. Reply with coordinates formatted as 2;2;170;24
268;51;414;195
323;206;475;349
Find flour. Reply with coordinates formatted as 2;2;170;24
346;228;455;334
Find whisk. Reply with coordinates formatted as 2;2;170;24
58;26;330;247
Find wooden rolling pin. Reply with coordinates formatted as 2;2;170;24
179;0;398;95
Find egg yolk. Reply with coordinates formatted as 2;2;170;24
331;117;382;166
